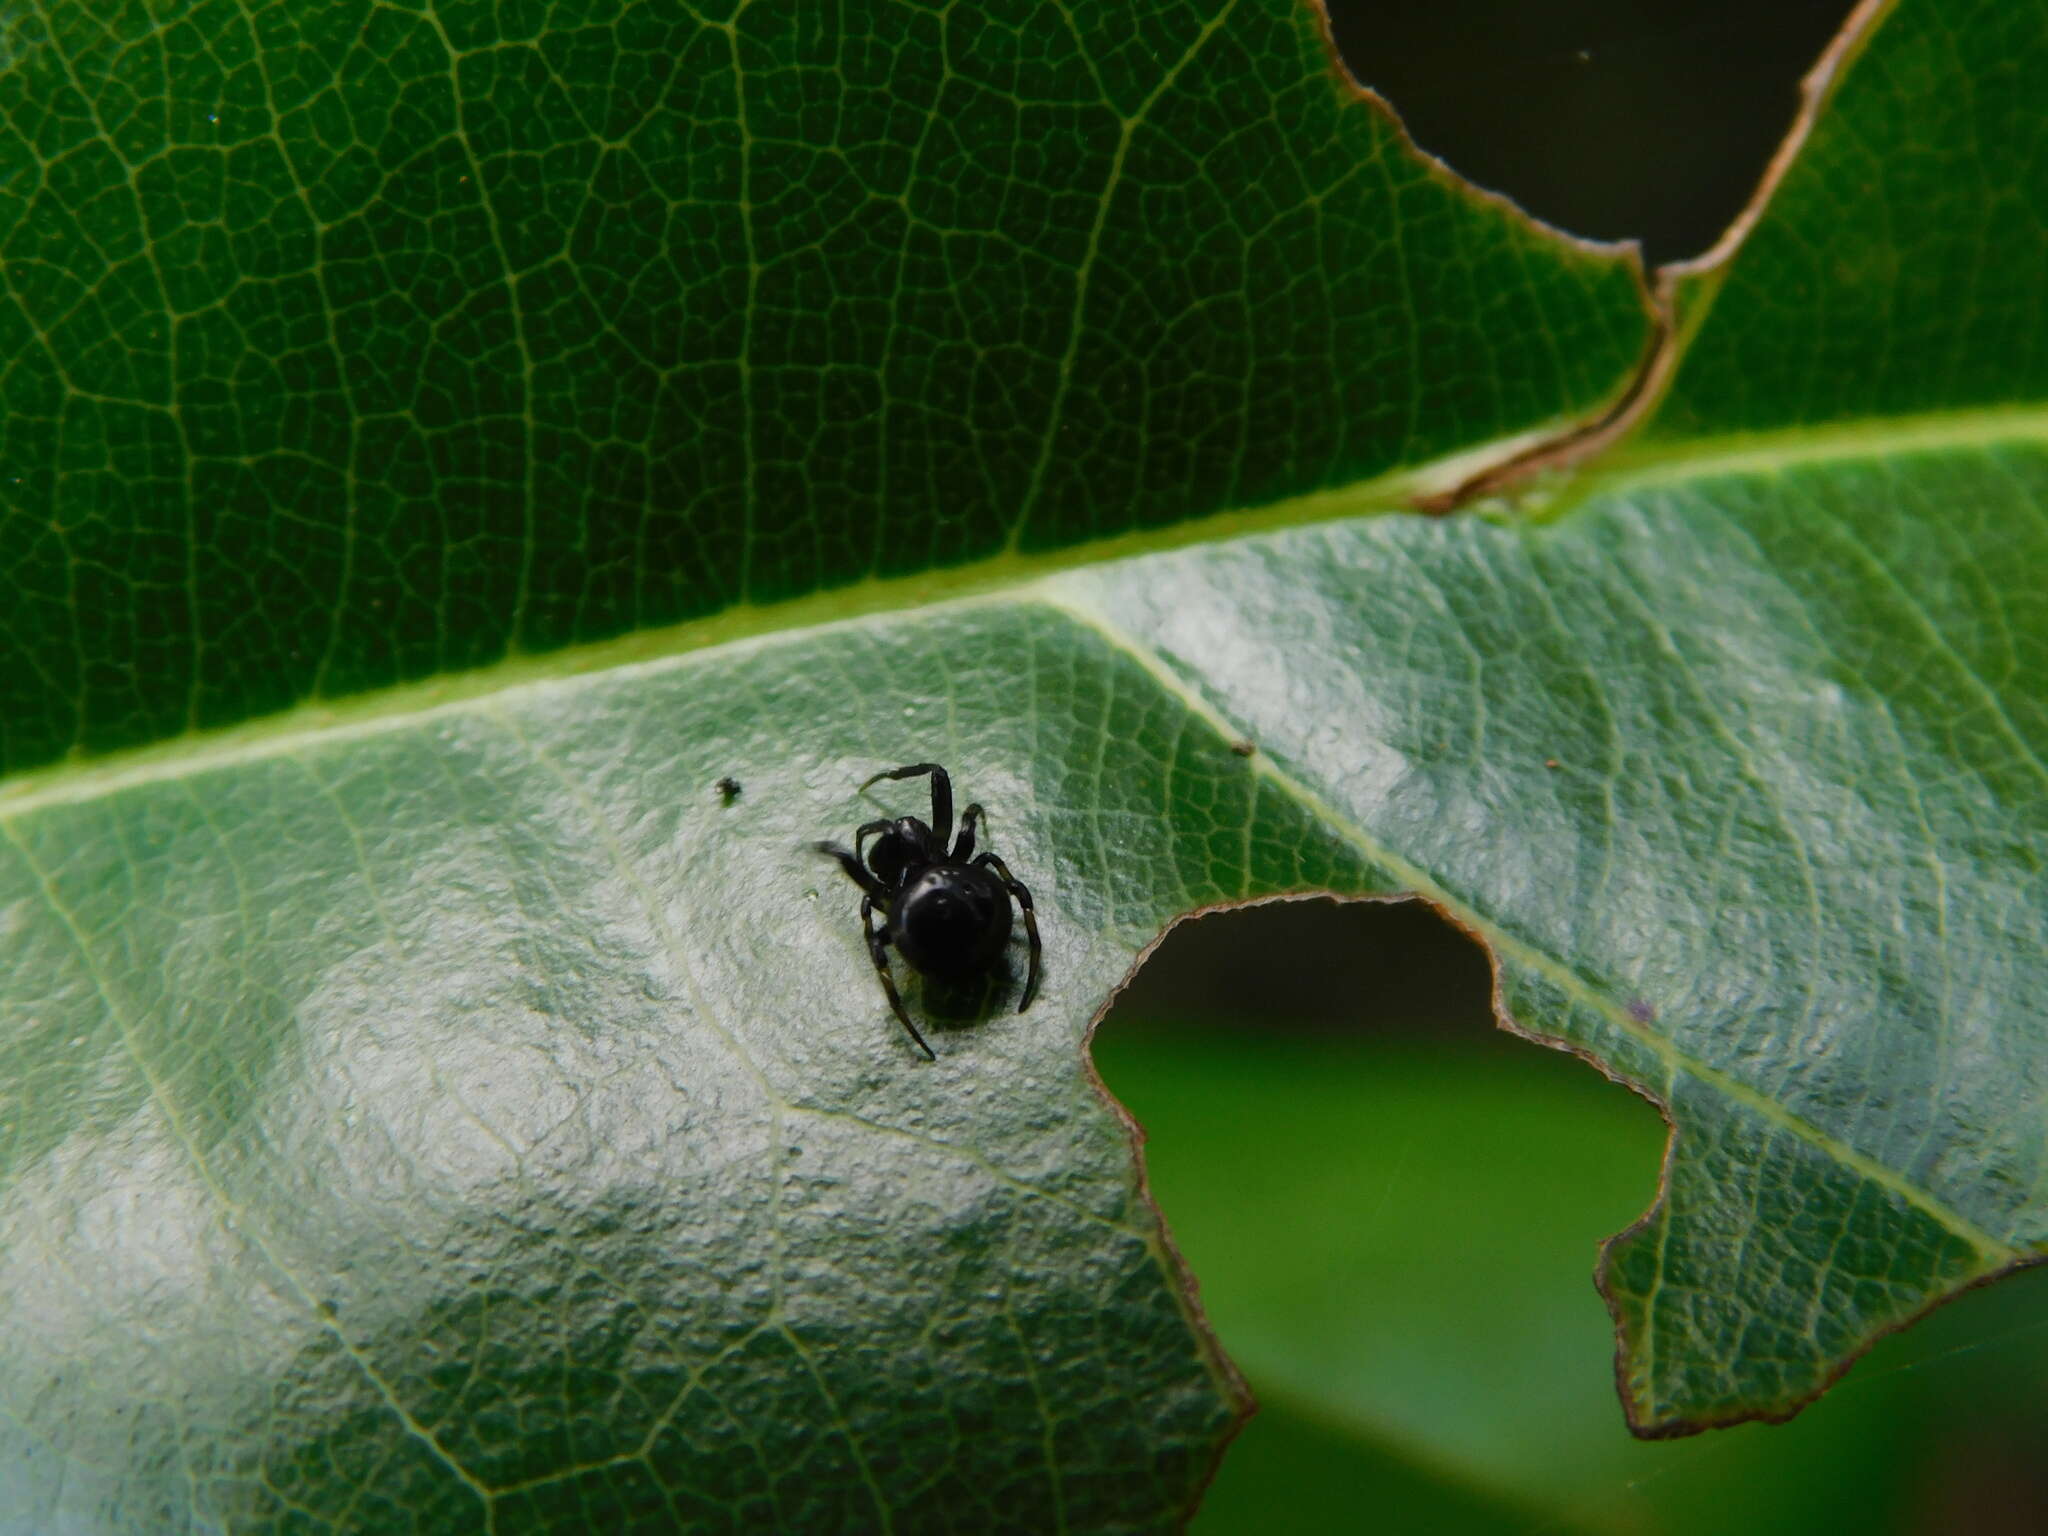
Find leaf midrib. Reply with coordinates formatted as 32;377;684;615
10;405;2044;817
1600;401;2048;497
0;437;1495;809
6;496;2030;1268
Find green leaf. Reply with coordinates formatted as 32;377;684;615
0;0;1641;774
1592;0;2048;1432
1655;0;2048;432
1;0;1647;1526
2;0;2042;1528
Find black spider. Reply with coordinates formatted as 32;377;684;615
816;762;1041;1059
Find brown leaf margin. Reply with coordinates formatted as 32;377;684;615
1391;0;1897;514
1104;0;2042;1485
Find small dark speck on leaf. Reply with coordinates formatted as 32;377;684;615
715;776;742;804
1627;999;1656;1023
1229;739;1256;757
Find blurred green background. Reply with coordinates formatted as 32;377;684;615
1098;905;2048;1534
1094;5;2048;1530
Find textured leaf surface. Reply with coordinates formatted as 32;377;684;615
2;0;2044;1528
0;629;1311;1531
1655;0;2048;432
1;0;1651;1527
9;425;2041;1524
1596;0;2048;1431
0;0;1639;773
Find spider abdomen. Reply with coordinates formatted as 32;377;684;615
890;862;1013;977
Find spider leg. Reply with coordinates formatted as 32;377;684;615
951;803;984;861
973;852;1041;1011
852;818;893;869
815;841;885;899
860;762;952;847
863;894;934;1060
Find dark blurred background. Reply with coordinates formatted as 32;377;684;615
1325;0;1857;265
1095;4;2048;1532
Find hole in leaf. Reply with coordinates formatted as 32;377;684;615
1108;894;1495;1040
1321;0;1860;263
1096;897;2048;1530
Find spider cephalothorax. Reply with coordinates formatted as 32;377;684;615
816;762;1041;1059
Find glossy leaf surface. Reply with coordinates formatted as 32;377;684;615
1602;0;2048;1430
1;0;1647;1526
2;0;2044;1527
